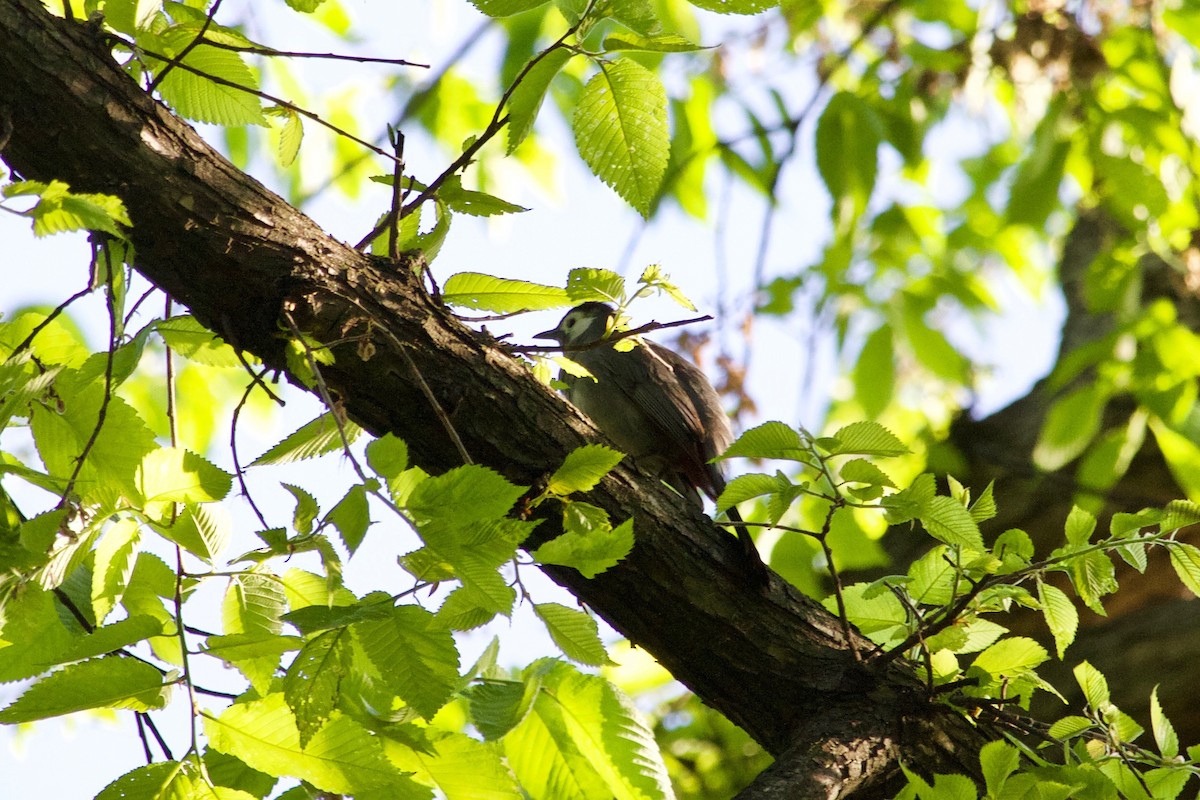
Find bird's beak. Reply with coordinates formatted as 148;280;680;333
533;327;562;341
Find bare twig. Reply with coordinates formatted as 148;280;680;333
195;38;427;68
131;43;400;165
230;372;271;530
355;15;590;249
57;241;120;506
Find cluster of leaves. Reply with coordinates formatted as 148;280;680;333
715;417;1200;797
0;274;679;799
65;0;774;266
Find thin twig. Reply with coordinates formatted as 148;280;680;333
139;712;174;761
355;12;591;248
134;713;154;763
395;342;473;465
9;285;92;361
388;129;405;260
278;310;426;533
58;241;120;506
300;19;492;205
196;38;427;68
230;373;271;530
130;42;400;165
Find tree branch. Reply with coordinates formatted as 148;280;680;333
0;0;993;789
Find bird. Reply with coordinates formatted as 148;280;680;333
535;302;767;581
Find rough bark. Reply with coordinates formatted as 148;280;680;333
0;1;997;795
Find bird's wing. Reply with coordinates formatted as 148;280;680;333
601;340;729;493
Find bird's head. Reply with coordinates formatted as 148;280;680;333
535;302;617;346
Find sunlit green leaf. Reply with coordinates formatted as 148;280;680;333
534;602;613;666
252;414;363;466
0;657;166;722
573;58;668;216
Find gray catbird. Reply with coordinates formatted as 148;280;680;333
536;302;766;580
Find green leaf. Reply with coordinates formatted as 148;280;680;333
636;264;696;311
58;615;163;664
136;447;232;518
714;472;776;508
271;105;304;166
826;421;909;457
281;597;392;634
882;473;936;524
0;657;166;722
96;763;183;800
437;175;529;216
465;677;540;740
434;585;501;631
252;413;363;466
283;483;320;535
468;0;549;16
685;0;776;12
154;39;266;125
205;632;302;694
1161;499;1200;533
156;503;231;563
104;0;161;34
920;495;985;551
91;517;141;624
1034;383;1108;471
815;92;882;221
968;482;997;524
285;629;351;748
442;272;570;313
223;572;287;637
367;434;409;481
838;458;896;488
1168;542;1200;597
505;661;671;800
1074;661;1110;709
97;759;260;800
407;465;526;528
1150;686;1179;758
546;444;625;495
1047;715;1094;740
156;315;243;367
823;583;908;647
573;58;669;217
354;605;460;719
328;484;370;555
1064;505;1097;545
3;179;132;237
979;740;1020;799
507;48;575;154
854;324;895;418
533;509;633;578
566;267;627;304
722;421;809;460
1006;99;1070;227
900;302;970;383
204;694;409;794
534;602;613;666
1038;581;1078;659
971;637;1048;680
602;32;704;52
385;730;520;799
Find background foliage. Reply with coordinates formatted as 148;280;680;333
6;0;1200;797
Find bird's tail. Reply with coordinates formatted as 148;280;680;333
722;505;769;586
